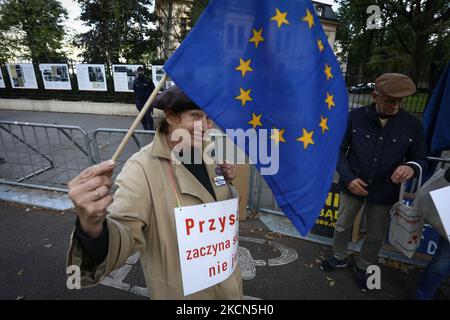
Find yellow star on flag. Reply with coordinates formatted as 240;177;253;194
248;113;263;129
270;127;286;145
325;92;335;109
271;8;289;28
324;64;333;80
249;28;264;48
302;9;315;29
296;128;315;150
235;58;253;77
235;88;253;106
317;39;324;52
319;116;329;134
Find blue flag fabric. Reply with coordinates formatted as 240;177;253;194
165;0;348;236
422;63;450;155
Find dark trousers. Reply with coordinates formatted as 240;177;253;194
137;105;154;131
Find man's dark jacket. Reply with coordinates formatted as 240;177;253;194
133;75;155;109
337;103;428;205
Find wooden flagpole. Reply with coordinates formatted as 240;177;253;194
111;73;169;162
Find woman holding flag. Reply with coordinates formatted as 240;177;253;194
66;85;243;299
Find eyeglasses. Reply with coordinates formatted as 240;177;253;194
383;98;403;106
375;92;404;106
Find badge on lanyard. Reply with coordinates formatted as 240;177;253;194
215;166;223;175
213;175;226;187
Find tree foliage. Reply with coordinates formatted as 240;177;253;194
336;0;449;86
0;0;68;63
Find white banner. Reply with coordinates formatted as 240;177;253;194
112;64;143;92
75;64;107;91
430;185;450;243
39;64;72;90
6;63;38;89
174;198;239;296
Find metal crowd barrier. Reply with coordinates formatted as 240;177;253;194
0;123;156;192
91;128;155;183
247;166;280;216
0;121;93;192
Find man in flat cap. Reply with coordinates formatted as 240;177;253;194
320;73;427;292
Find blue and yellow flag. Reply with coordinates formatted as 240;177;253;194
165;0;348;236
423;63;450;155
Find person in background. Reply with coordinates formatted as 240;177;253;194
320;73;428;292
133;66;155;130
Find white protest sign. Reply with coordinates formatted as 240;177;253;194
430;185;450;242
174;198;239;296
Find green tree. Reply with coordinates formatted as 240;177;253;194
0;28;24;64
0;0;67;63
335;0;381;83
76;0;161;71
336;0;449;85
377;0;450;83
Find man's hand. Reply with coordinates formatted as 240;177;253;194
391;165;414;184
348;178;369;196
68;160;116;238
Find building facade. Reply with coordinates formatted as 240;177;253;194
155;1;340;59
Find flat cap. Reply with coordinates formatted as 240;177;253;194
153;85;200;111
375;73;416;98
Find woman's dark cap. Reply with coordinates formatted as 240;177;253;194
153;85;200;112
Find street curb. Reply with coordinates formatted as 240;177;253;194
0;184;73;211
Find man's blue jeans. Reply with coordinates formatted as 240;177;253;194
416;237;450;300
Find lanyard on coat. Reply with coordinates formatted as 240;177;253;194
166;160;182;209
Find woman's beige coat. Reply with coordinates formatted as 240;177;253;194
67;130;243;299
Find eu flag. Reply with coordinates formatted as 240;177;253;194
165;0;348;236
422;63;450;155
